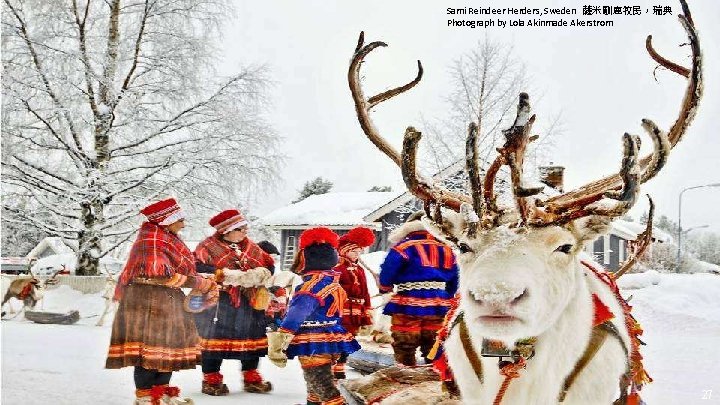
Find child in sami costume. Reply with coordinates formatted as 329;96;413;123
106;198;217;405
267;227;360;405
333;226;375;379
379;212;459;366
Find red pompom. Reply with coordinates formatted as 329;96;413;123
299;227;339;249
339;226;375;248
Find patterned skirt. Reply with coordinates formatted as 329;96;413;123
286;323;360;359
106;284;201;371
193;290;269;360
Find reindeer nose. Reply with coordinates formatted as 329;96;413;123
469;284;528;306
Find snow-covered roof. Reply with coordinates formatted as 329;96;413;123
363;160;560;222
26;237;75;259
261;192;402;228
32;253;124;275
611;219;672;243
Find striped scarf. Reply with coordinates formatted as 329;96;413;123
114;222;197;300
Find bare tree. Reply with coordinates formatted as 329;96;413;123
423;37;559;175
1;0;281;275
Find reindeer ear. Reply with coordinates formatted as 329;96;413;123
569;216;613;247
421;210;465;246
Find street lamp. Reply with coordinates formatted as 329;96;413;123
676;183;720;271
683;225;709;235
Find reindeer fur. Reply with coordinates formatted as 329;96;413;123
2;277;45;317
423;213;631;405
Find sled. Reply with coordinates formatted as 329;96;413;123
25;309;80;325
347;336;396;374
339;365;459;405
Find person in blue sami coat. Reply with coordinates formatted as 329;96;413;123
379;212;459;366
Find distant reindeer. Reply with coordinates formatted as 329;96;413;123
1;268;62;318
96;271;119;327
347;0;700;403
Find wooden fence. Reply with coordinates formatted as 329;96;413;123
1;275;109;295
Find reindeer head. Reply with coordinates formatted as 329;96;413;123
349;0;701;343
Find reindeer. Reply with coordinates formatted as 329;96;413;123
347;0;701;403
96;271;119;326
1;268;63;318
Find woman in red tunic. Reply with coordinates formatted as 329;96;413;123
106;198;216;405
333;226;375;378
193;209;275;396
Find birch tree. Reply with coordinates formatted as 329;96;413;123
423;37;559;175
1;0;281;274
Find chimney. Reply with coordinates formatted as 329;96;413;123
539;164;565;192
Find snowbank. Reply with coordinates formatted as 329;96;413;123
32;254;124;275
616;270;661;289
3;270;719;404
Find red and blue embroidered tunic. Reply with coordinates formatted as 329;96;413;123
279;270;360;358
380;231;459;317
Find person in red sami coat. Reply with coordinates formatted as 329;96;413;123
333;226;375;379
106;198;216;405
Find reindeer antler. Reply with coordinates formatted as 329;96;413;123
613;195;655;279
536;0;702;225
349;0;701;232
349;32;471;217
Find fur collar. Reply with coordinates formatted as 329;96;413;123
389;221;427;245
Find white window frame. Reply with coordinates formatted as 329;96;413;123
603;234;611;265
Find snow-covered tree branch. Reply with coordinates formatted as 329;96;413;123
422;36;560;178
1;0;282;274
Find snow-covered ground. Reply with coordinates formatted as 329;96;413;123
2;272;719;404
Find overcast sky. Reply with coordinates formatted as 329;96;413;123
216;0;720;234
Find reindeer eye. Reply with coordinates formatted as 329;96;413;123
458;242;474;254
554;244;573;254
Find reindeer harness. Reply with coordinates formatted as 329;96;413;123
432;261;649;405
17;280;38;301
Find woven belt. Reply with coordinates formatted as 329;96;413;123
300;320;337;328
132;277;171;286
396;281;446;292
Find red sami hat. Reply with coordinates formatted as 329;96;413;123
338;227;375;256
209;209;248;234
299;227;339;250
140;198;185;225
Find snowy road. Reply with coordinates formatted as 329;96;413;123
2;274;720;404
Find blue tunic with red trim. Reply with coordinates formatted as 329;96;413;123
380;231;459;317
279;270;360;358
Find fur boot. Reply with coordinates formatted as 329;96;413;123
201;372;229;396
158;386;194;404
303;364;344;403
243;369;272;393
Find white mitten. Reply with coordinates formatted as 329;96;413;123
267;331;294;368
241;267;272;288
220;269;246;286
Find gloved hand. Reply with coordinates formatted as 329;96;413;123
244;267;272;287
267;331;294;368
222;267;272;288
205;283;220;306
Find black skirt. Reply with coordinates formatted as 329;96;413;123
193;290;269;360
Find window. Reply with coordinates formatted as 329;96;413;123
603;234;610;265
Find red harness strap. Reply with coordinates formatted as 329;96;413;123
17;282;36;300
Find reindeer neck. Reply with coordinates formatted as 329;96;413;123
531;267;595;370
